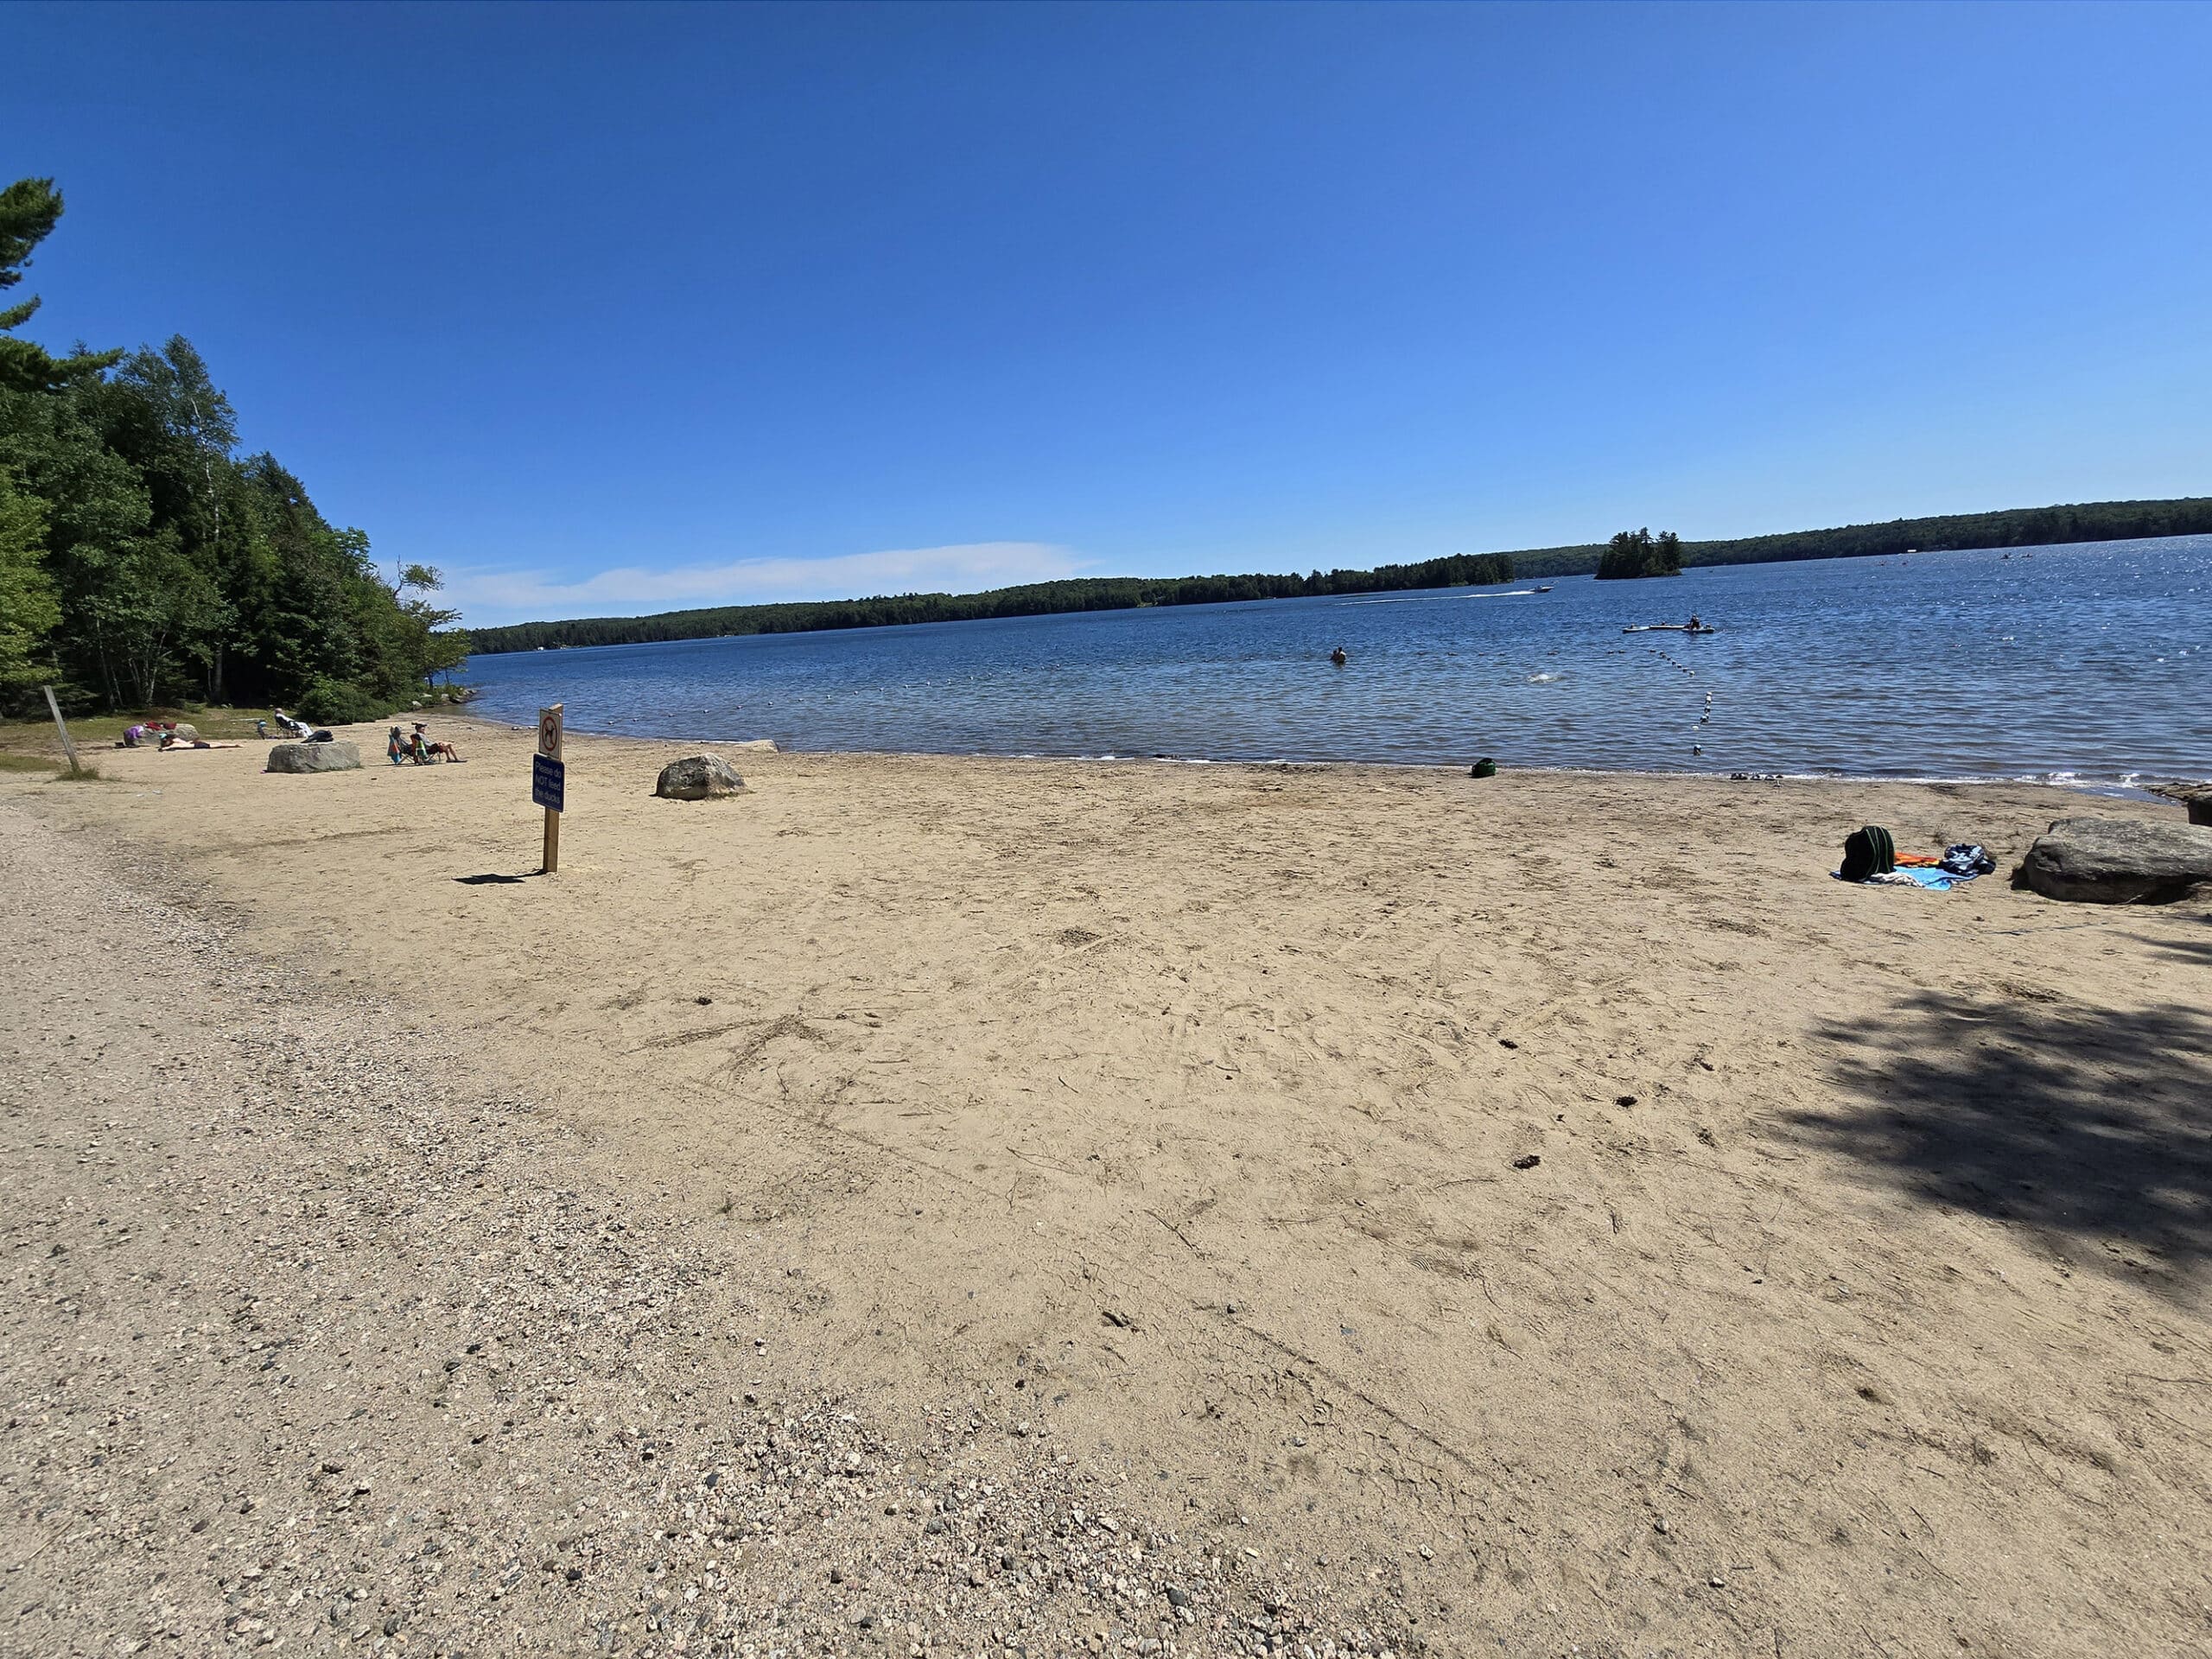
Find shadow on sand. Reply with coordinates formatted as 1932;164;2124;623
1789;988;2212;1293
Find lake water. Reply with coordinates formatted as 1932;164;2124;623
463;535;2212;783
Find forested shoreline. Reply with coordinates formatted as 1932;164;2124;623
469;498;2212;656
0;178;465;721
1514;497;2212;580
465;553;1516;653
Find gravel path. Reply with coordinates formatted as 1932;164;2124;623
0;800;1418;1659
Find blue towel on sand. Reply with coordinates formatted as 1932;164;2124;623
1894;866;1974;890
1832;866;1979;890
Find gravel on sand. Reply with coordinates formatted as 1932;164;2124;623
0;801;1409;1658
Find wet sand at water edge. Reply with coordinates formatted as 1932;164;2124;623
3;714;2209;1657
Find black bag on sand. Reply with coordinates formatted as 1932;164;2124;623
1941;842;1997;876
1840;824;1897;882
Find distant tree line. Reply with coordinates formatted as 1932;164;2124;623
465;552;1516;654
1512;497;2212;580
1594;528;1683;580
0;178;467;722
471;494;2212;656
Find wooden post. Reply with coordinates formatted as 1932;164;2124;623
536;702;564;874
41;685;82;777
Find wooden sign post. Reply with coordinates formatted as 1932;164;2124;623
41;685;82;777
533;703;565;873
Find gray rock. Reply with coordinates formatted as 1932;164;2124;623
654;753;747;800
2014;815;2212;904
265;741;361;774
170;721;199;742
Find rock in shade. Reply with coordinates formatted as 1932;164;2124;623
265;741;361;774
654;753;747;800
2014;815;2212;904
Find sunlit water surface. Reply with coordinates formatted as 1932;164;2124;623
464;537;2212;783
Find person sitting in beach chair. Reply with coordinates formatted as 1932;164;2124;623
271;707;315;739
411;722;464;763
387;726;412;766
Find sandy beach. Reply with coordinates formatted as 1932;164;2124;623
4;715;2209;1658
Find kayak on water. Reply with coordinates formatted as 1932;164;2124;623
1624;623;1717;633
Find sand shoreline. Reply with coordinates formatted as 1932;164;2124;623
6;715;2210;1655
446;702;2184;795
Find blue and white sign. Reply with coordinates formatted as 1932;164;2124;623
531;752;565;812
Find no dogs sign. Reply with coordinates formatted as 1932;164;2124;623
535;703;565;873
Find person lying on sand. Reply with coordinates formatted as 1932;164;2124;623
157;735;238;750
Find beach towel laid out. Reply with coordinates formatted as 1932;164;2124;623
1834;865;1980;891
1892;866;1978;890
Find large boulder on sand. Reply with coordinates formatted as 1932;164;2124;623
266;741;360;774
655;753;747;800
2013;815;2212;904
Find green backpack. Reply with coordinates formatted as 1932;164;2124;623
1840;824;1897;882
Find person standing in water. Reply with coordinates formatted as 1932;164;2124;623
1330;645;1349;665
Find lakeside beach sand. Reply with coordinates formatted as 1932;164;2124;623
5;715;2209;1656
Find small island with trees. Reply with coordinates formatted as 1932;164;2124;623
1594;528;1684;580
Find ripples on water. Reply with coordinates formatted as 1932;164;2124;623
465;536;2212;782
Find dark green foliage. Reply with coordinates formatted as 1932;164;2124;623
1594;528;1683;581
1517;499;2212;580
0;465;58;693
0;177;464;717
469;552;1516;654
296;676;397;727
0;178;121;393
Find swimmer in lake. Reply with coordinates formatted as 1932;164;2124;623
1330;646;1348;666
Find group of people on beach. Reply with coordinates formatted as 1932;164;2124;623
388;722;464;765
117;721;238;751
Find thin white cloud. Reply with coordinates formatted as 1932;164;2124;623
447;541;1084;626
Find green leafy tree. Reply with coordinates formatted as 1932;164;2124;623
0;384;158;706
0;178;120;393
1596;528;1683;580
0;175;471;717
0;465;59;694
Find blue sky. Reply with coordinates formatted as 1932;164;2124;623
8;3;2209;625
